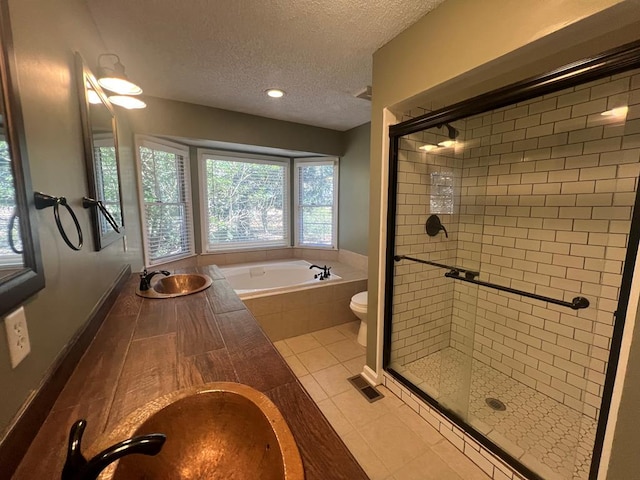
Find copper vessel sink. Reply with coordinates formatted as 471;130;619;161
136;273;213;299
88;382;305;479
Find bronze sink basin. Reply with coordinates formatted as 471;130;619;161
89;382;305;479
136;273;213;299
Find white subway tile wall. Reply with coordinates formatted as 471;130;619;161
389;68;640;480
391;124;464;366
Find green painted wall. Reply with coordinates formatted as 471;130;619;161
0;0;144;435
339;122;370;255
129;97;345;157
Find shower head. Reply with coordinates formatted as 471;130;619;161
438;123;459;140
419;123;460;151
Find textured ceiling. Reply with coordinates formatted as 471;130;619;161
86;0;445;131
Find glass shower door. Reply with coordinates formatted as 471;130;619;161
386;61;640;480
387;121;479;421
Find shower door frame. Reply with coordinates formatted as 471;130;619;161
383;39;640;480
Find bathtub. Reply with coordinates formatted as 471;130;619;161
220;259;342;297
220;259;364;341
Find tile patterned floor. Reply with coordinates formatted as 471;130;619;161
397;348;596;480
274;322;491;480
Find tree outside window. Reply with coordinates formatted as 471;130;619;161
203;154;288;250
296;162;337;246
138;140;193;265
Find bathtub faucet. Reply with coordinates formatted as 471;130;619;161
139;269;171;291
310;264;331;280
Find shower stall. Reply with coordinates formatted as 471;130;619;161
384;41;640;480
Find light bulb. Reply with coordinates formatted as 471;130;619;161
98;77;143;96
266;89;285;98
108;95;147;109
86;89;101;105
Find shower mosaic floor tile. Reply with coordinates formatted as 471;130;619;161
275;323;492;480
399;348;596;480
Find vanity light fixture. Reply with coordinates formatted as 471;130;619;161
97;53;143;96
108;95;147;110
84;79;102;104
86;88;102;105
266;88;285;98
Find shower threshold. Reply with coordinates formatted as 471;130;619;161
392;348;596;480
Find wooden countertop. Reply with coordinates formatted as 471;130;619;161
13;265;369;480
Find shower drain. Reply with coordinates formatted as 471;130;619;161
485;397;507;411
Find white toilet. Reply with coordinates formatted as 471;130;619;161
350;291;368;346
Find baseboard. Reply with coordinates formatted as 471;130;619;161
361;364;381;386
0;264;131;477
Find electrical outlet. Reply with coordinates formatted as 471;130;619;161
5;306;30;368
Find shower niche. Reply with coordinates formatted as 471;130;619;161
384;41;640;480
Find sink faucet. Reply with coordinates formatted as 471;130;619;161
309;264;331;280
61;419;166;480
139;268;171;291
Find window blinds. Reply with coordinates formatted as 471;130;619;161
137;140;194;265
204;155;289;250
295;160;338;248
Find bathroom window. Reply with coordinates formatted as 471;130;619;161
136;136;194;266
294;158;339;248
199;150;289;251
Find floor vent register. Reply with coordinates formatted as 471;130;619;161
348;374;384;403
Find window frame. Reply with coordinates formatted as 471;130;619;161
198;149;291;252
293;157;339;249
93;134;123;236
0;135;22;267
135;135;195;267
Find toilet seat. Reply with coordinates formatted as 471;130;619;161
350;291;368;347
351;291;367;308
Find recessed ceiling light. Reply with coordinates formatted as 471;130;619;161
266;89;285;98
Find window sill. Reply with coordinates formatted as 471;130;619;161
202;245;292;255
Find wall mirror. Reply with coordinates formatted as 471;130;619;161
0;0;44;317
75;52;125;251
